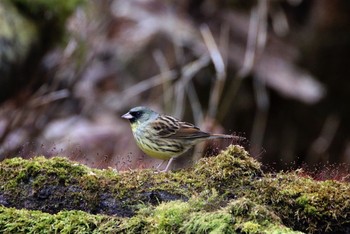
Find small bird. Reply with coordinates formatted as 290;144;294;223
122;106;240;172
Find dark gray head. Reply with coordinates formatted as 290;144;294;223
121;106;158;124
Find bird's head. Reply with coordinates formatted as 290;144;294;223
121;106;158;125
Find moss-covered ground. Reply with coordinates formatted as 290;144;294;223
0;145;349;233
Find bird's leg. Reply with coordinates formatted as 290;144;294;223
160;158;175;172
156;160;165;170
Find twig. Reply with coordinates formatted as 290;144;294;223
307;115;340;162
174;54;211;118
186;81;204;125
250;0;269;156
219;0;269;123
200;24;227;119
29;90;70;107
121;70;177;104
250;78;269;157
219;23;230;71
121;54;210;112
153;50;173;113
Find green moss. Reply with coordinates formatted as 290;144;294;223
0;196;301;234
194;144;262;183
0;145;349;233
228;198;288;233
240;221;261;233
263;225;304;234
152;201;191;233
117;215;148;233
0;205;122;233
1;156;90;189
126;195;298;234
0;156;105;214
295;195;318;215
248;172;350;233
147;197;299;234
151;145;263;198
182;212;233;234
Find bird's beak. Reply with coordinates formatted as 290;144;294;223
121;112;133;119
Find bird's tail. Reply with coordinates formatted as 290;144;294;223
208;134;245;141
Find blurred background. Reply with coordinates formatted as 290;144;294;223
1;0;349;177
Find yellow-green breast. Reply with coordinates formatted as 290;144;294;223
130;121;185;160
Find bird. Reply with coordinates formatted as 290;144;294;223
122;106;241;172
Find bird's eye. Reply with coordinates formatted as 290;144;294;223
131;111;141;118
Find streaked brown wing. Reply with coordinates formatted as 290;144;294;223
170;121;210;139
151;114;209;139
150;115;180;138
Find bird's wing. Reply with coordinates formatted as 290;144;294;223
151;115;210;139
172;121;210;139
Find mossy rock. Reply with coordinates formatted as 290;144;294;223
0;206;123;233
248;171;350;233
0;145;349;233
0;197;300;233
0;145;261;217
